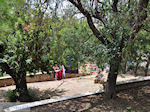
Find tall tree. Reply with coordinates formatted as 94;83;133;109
68;0;150;98
0;0;53;101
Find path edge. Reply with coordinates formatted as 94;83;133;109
4;76;150;112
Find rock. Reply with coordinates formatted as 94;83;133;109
94;74;106;84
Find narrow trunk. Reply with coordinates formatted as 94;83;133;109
145;56;150;76
121;60;127;74
13;72;30;102
105;56;121;99
134;62;139;76
124;60;127;74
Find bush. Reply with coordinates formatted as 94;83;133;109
127;64;135;71
28;88;39;101
6;90;17;102
6;88;39;102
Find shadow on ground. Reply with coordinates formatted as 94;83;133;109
0;87;67;102
30;87;67;100
31;86;150;112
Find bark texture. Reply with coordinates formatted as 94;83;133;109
13;72;30;102
145;56;150;76
0;62;30;102
105;55;122;98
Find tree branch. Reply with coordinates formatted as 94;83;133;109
128;0;131;9
0;60;16;79
69;0;109;45
92;13;106;27
91;1;107;27
130;0;149;40
143;28;150;32
112;0;119;12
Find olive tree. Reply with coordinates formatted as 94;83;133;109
68;0;150;98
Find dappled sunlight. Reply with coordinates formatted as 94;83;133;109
32;86;150;112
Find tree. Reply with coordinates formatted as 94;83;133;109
141;18;150;76
1;0;105;101
50;17;108;71
122;16;150;75
0;0;53;101
136;29;150;76
68;0;150;98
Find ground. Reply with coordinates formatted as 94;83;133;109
0;72;149;111
0;72;141;101
31;86;150;112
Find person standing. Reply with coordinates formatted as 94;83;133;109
53;64;59;80
62;65;66;78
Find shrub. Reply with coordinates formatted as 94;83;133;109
6;88;39;102
6;90;17;102
28;88;39;101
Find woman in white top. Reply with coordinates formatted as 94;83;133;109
62;65;66;78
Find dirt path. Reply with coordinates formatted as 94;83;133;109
0;72;141;101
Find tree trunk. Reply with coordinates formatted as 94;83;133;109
134;62;139;76
0;62;30;101
145;56;150;76
124;60;127;74
105;56;121;99
13;72;30;102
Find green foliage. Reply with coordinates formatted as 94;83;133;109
126;106;132;111
68;0;150;76
6;88;39;102
0;0;53;75
0;0;109;76
6;90;17;102
1;0;149;75
121;28;150;73
28;88;39;101
49;18;109;69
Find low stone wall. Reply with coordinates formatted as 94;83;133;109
0;73;90;87
0;77;14;87
116;76;150;92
